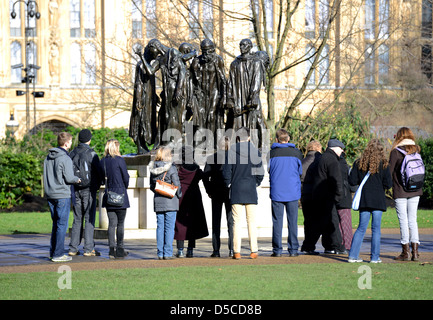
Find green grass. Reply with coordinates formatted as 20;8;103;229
1;263;432;300
0;208;431;235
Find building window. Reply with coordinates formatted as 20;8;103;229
70;0;81;38
84;0;96;38
146;0;157;39
132;0;143;39
11;41;22;83
305;44;315;85
364;0;389;85
422;0;432;38
9;0;21;37
70;0;95;38
203;0;214;39
71;42;81;84
84;43;96;84
189;0;200;39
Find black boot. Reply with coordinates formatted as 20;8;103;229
109;247;116;259
115;247;128;259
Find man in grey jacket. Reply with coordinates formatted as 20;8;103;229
43;132;80;262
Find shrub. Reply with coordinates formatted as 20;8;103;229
0;152;42;209
418;138;433;202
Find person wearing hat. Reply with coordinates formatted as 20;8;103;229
68;129;102;257
311;138;347;254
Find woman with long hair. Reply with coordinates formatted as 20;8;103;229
100;139;130;259
389;127;423;261
149;146;182;259
348;139;392;263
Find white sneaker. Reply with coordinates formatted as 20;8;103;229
370;259;382;263
52;255;72;262
348;258;363;263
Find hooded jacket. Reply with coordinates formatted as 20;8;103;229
268;142;303;202
43;147;80;199
222;141;264;204
149;160;182;212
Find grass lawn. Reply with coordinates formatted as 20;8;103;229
0;263;432;300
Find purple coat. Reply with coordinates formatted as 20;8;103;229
174;164;209;241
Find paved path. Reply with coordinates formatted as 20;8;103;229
1;229;432;273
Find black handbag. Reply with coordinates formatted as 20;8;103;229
104;160;125;207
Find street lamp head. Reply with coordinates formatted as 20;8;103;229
11;11;17;19
35;12;41;19
6;113;20;136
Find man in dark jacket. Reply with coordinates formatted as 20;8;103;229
312;139;347;254
222;127;264;259
300;140;322;254
69;129;102;257
203;136;234;258
268;129;303;257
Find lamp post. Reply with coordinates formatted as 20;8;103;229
10;0;41;134
6;113;20;139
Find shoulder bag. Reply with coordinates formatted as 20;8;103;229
352;171;370;211
104;160;125;207
155;171;178;199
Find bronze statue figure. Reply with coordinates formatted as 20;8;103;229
129;42;159;154
226;39;268;148
190;39;226;138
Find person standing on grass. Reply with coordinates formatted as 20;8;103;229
149;146;182;260
337;151;355;251
268;128;303;257
203;135;234;258
100;139;130;259
348;139;392;263
389;127;423;261
222;127;264;260
69;129;102;257
43;132;81;262
300;140;322;255
312;138;347;254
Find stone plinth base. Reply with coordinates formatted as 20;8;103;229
97;155;304;240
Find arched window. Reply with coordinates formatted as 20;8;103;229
11;41;22;83
84;42;96;84
132;0;143;39
26;41;38;83
71;42;81;84
84;0;95;38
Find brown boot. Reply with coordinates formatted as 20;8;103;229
411;243;420;261
394;243;410;261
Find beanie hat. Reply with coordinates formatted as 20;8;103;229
78;129;92;143
328;138;345;150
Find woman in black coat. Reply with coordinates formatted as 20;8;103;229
100;139;130;259
348;139;392;263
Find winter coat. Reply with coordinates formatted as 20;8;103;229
348;160;392;212
222;141;264;205
43;147;80;199
337;154;356;209
389;146;423;199
312;147;343;205
203;150;230;200
149;161;182;212
301;151;321;201
268;142;303;202
100;155;130;210
174;164;209;241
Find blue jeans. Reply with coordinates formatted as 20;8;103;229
271;200;299;254
48;198;71;259
156;211;177;258
349;210;382;261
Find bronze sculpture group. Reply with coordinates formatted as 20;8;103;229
129;38;269;154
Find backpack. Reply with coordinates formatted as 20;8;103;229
71;147;93;188
396;147;425;192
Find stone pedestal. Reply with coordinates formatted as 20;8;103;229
97;154;303;240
